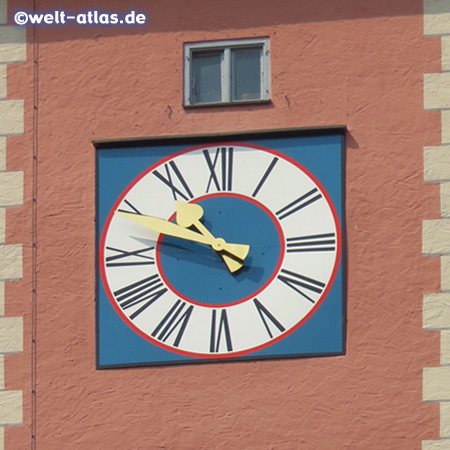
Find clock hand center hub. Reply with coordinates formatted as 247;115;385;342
212;237;226;251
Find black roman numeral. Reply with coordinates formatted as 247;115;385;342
276;188;322;220
252;157;279;197
203;147;233;192
105;245;155;267
286;233;336;253
253;298;285;339
277;269;325;304
210;309;233;353
117;199;143;215
113;274;167;320
151;299;194;347
153;161;194;201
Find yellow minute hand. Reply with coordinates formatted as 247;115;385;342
116;210;250;274
116;211;213;246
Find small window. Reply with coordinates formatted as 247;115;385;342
184;38;270;106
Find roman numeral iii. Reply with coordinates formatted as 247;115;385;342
286;233;336;253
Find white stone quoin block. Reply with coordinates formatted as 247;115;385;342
0;64;5;100
441;183;450;218
0;27;26;64
424;146;450;182
423;220;450;255
422;440;450;450
442;402;450;438
0;391;22;425
425;0;450;36
0;137;6;171
442;330;450;365
0;317;23;353
0;172;23;207
441;111;450;144
423;294;450;330
425;73;450;109
0;245;22;280
0;100;23;136
424;366;450;401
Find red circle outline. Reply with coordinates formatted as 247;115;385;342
155;192;285;307
99;141;342;359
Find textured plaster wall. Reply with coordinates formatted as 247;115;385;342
4;0;443;449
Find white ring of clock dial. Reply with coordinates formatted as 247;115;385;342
100;144;341;357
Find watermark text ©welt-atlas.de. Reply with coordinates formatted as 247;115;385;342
14;10;148;26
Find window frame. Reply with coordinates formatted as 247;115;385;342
183;38;271;107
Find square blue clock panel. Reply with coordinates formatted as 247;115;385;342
96;129;346;367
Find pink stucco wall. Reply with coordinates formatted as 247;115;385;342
5;0;442;448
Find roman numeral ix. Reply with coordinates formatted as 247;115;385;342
105;245;155;267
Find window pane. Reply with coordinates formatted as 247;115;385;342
192;51;222;104
231;48;261;101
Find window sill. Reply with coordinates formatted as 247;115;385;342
183;99;272;109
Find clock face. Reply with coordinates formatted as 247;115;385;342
99;143;341;359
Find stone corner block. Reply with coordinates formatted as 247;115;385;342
0;245;22;281
423;440;450;450
0;281;3;316
0;355;3;390
0;27;26;64
443;37;450;72
443;330;450;365
443;256;450;291
0;0;6;25
0;316;22;353
0;100;24;136
0;171;23;207
0;137;5;171
424;146;450;182
424;366;450;401
0;64;5;100
423;220;450;255
424;294;450;330
425;74;450;110
0;208;4;245
442;183;450;218
0;391;22;425
442;402;450;438
425;0;450;36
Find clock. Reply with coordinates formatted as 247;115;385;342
97;134;344;366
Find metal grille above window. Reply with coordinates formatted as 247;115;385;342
184;38;270;106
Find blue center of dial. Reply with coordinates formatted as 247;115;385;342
157;195;283;306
